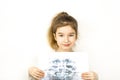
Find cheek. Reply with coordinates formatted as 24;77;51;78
71;39;77;45
72;40;76;45
70;37;77;42
56;37;63;44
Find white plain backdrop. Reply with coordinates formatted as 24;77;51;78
0;0;120;80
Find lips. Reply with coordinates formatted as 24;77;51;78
63;44;71;46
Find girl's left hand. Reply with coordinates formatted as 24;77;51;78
81;71;98;80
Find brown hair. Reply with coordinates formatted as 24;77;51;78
47;12;78;50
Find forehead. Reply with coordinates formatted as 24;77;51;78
56;25;75;33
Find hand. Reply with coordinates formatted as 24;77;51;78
28;67;45;80
81;71;98;80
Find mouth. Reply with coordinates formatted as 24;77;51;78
63;44;71;47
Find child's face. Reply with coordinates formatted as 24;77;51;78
54;25;77;52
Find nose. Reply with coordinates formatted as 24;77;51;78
64;36;69;42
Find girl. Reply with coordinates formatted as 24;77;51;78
28;12;98;80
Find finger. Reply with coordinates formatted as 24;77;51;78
32;74;41;80
32;73;44;80
29;67;45;79
81;72;92;80
35;71;45;78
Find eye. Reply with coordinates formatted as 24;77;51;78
59;34;63;37
69;34;75;37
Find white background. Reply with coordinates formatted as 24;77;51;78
0;0;120;80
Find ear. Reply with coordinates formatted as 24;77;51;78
53;33;56;41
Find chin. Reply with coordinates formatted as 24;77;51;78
62;47;72;51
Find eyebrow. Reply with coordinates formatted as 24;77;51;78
57;32;75;34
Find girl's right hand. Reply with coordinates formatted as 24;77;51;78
28;67;45;80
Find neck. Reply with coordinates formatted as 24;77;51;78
55;48;73;52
